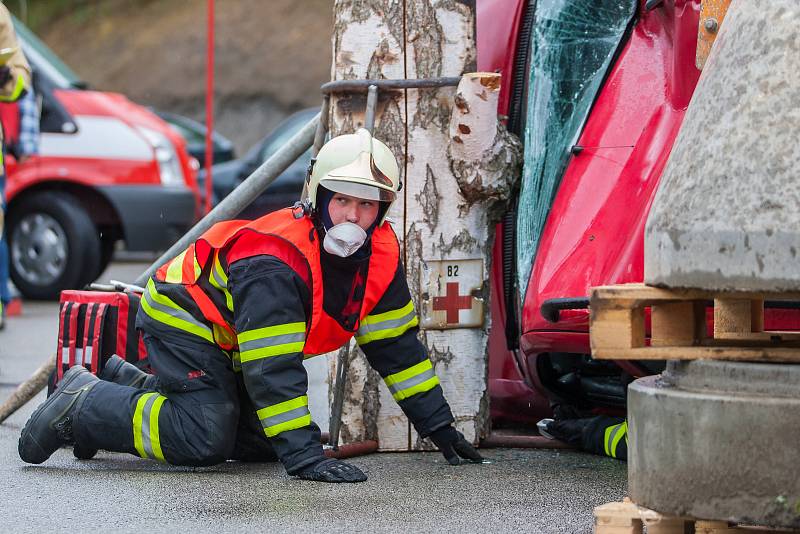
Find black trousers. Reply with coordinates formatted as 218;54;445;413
74;331;277;466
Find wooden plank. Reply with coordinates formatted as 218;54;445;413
645;517;690;534
591;306;646;351
695;520;738;534
651;301;700;347
592;283;800;302
714;298;753;337
594;501;691;534
593;501;643;534
593;345;800;363
751;298;765;333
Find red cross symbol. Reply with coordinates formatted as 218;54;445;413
432;282;473;324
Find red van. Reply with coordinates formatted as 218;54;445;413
1;18;199;300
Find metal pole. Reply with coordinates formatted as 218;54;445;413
204;0;215;215
312;94;330;158
320;76;461;94
134;113;320;287
364;85;378;134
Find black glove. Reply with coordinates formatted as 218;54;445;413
545;418;591;447
0;66;11;87
296;458;367;483
429;426;484;465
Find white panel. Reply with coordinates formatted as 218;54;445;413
40;116;153;161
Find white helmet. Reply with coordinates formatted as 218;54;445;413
306;129;401;224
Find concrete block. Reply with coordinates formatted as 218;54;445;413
644;0;800;291
628;361;800;528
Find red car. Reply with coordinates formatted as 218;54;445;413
478;0;800;427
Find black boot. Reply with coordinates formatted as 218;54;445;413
99;355;156;389
19;366;98;464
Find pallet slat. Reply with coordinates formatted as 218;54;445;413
594;501;797;534
590;284;800;363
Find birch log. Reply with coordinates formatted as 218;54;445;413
328;0;521;450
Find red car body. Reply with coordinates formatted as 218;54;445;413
478;0;800;426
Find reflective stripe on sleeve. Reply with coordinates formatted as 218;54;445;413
384;358;440;401
237;322;306;363
140;279;214;342
604;421;628;459
355;301;419;345
208;252;234;312
133;392;168;462
0;75;26;102
257;395;311;437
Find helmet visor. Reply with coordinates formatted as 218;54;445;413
321;179;396;202
322;152;397;202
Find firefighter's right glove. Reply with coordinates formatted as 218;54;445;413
296;458;367;483
430;426;484;465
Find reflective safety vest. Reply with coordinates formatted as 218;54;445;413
150;207;400;356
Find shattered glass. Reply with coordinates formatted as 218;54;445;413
516;0;637;295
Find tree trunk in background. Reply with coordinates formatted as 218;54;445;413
328;0;521;450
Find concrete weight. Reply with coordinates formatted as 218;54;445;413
628;362;800;528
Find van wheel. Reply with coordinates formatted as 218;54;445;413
8;192;101;300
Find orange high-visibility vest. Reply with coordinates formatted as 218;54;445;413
155;207;400;356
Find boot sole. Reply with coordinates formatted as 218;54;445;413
18;366;95;464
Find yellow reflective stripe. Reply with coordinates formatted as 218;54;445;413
392;375;439;401
132;393;154;458
384;359;440;401
385;359;432;387
209;253;233;311
257;396;311;438
610;421;627;459
264;414;312;437
356;315;418;345
133;393;168;461
237;322;307;363
140;280;214;342
360;301;415;326
257;395;308;419
604;422;627;459
239;342;305;363
164;250;188;283
149;395;167;462
237;322;306;344
356;301;418;345
214;253;229;284
0;75;26;102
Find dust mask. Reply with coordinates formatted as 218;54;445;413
323;222;367;257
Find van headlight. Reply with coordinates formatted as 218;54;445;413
137;126;185;187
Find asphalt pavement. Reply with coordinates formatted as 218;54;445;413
0;261;627;533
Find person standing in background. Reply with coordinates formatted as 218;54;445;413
0;2;31;331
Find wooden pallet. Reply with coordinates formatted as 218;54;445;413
589;284;800;363
594;500;797;533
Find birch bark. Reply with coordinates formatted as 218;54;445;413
326;0;521;450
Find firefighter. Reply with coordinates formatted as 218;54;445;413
539;415;628;461
19;129;483;481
